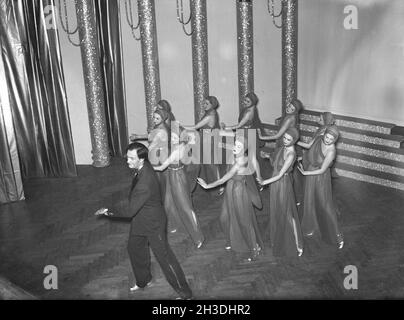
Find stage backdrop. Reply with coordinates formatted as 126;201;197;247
299;0;404;126
59;0;404;164
59;0;281;164
0;0;77;178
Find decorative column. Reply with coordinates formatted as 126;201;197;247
236;0;254;112
75;0;110;167
191;0;209;122
138;0;161;131
281;0;298;117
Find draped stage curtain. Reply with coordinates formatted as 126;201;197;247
0;42;25;204
0;0;77;182
94;0;128;157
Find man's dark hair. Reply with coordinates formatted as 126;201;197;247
126;142;149;161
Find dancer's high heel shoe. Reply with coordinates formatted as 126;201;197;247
297;248;303;257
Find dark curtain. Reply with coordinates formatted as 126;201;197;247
0;0;76;179
94;0;128;157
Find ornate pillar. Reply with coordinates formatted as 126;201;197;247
75;0;110;167
236;0;254;112
281;0;298;117
138;0;161;131
190;0;209;122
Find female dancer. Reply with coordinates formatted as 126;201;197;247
222;92;262;132
313;112;336;139
154;129;204;249
259;98;303;202
155;99;176;127
298;125;344;249
183;96;220;131
130;109;169;152
183;96;225;193
130;99;174;142
298;111;336;172
258;98;303;145
222;92;271;181
130;109;170;196
259;127;303;257
197;136;264;261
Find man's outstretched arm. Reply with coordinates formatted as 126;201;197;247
95;182;150;220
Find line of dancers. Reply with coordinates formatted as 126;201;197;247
130;94;344;262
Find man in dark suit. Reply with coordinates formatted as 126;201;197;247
95;142;192;299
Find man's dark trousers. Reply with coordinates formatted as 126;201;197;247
111;161;192;299
128;227;191;298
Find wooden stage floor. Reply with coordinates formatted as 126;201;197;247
1;158;404;299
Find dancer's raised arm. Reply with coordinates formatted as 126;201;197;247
153;148;182;172
224;112;250;130
130;133;148;141
297;139;315;149
298;148;336;176
259;116;294;141
251;154;263;184
197;164;238;189
183;116;210;130
261;150;296;185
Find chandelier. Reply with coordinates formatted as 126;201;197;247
267;0;284;29
57;0;82;46
176;0;193;36
124;0;141;41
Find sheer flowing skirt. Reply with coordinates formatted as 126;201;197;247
268;173;303;257
301;169;343;246
220;175;263;257
165;168;204;245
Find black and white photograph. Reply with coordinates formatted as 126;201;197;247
1;0;404;306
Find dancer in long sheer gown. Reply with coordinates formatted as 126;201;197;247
154;130;204;248
221;92;271;179
298;125;344;249
130;108;170;197
259;127;303;257
259;98;303;201
197;136;264;261
258;98;303;145
295;112;337;206
183;96;225;194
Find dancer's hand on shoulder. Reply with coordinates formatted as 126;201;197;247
260;151;271;160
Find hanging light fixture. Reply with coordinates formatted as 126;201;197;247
176;0;193;36
124;0;141;40
57;0;82;46
267;0;284;28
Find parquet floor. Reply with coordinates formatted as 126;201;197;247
1;158;404;299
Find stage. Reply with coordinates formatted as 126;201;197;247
1;158;404;300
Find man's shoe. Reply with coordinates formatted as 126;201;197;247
196;240;204;249
175;289;193;300
175;294;193;300
130;280;153;292
175;296;193;300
